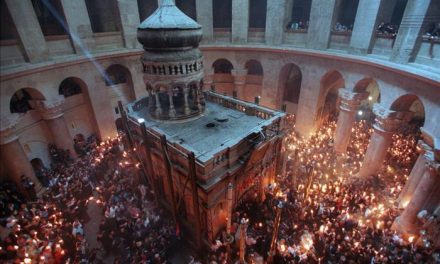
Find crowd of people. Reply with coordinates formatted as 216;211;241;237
2;110;439;263
286;21;309;31
0;134;176;263
333;22;353;32
424;21;440;40
205;117;439;263
0;140;98;263
376;22;399;37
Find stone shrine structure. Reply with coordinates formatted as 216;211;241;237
121;0;286;247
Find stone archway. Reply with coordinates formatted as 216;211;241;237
105;64;136;121
242;59;264;102
279;63;302;114
390;94;425;127
10;88;45;114
59;77;83;98
319;70;345;124
212;59;234;96
353;78;381;122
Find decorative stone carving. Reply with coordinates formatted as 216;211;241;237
0;113;21;145
338;88;369;112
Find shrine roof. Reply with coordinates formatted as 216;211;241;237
127;93;284;163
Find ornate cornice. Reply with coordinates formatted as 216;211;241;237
372;103;414;133
0;113;21;145
338;88;369;111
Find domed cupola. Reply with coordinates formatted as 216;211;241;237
137;0;202;51
137;0;206;122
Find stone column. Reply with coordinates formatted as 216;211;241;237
306;0;339;50
232;0;249;43
35;98;76;158
116;0;141;49
196;0;214;42
358;104;412;178
168;92;176;117
397;140;431;208
349;0;382;55
392;151;439;235
5;0;48;62
183;86;191;115
195;85;202;110
59;0;95;53
265;0;286;45
390;0;431;63
232;69;247;100
334;88;368;154
155;92;162;115
0;114;43;194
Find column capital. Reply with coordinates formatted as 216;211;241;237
338;88;369;111
0;114;21;145
34;97;65;120
372;104;413;133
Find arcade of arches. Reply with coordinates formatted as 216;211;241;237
1;0;440;263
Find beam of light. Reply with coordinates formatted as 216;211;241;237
41;0;112;85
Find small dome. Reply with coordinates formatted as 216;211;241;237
139;0;201;30
137;0;202;50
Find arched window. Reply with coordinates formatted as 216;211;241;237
320;70;344;121
59;78;83;97
31;0;68;36
212;59;233;74
85;0;120;33
105;65;129;86
353;78;381;122
390;95;425;127
213;0;232;28
10;88;45;114
245;60;263;76
281;64;302;104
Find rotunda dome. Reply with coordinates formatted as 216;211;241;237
137;0;202;50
